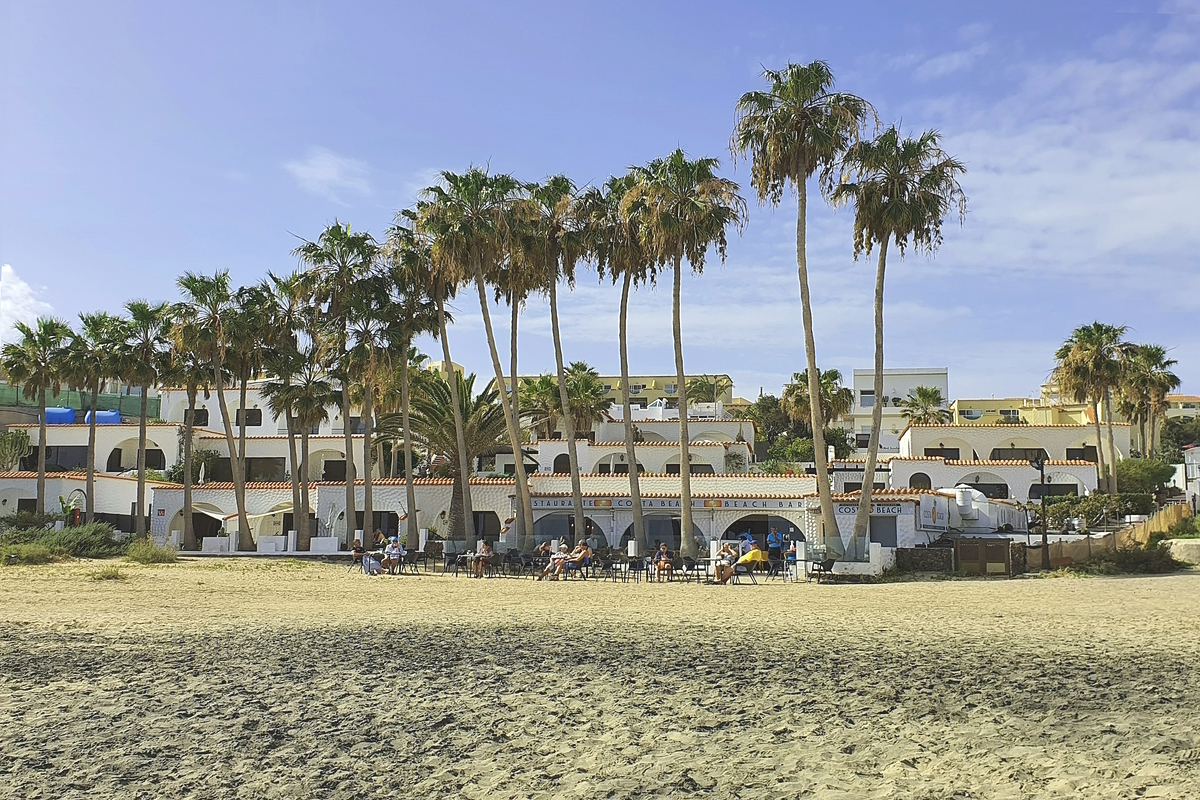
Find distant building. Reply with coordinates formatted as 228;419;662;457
844;368;949;454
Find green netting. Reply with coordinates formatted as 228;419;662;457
0;385;159;419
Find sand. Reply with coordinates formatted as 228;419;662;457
2;560;1200;799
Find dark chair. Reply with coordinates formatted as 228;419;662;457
625;558;648;583
598;558;620;582
679;557;702;583
766;557;786;581
730;563;758;585
348;552;365;573
563;557;589;580
808;559;836;584
402;549;420;575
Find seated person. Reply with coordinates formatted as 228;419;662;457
353;538;382;576
351;538;366;566
562;540;593;577
372;529;387;551
652;543;674;582
473;541;495;578
538;544;570;580
382;537;404;572
715;540;766;585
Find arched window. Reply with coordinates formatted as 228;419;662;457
909;472;932;490
553;454;571;474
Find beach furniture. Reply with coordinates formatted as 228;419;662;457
730;563;758;584
678;557;702;583
401;550;421;575
625;557;648;583
807;559;836;584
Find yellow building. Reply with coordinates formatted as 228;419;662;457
1164;394;1200;421
950;382;1096;427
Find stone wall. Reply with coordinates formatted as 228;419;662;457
1010;542;1027;574
895;547;953;572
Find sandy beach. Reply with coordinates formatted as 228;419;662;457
2;561;1199;799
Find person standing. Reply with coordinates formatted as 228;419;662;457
767;527;784;562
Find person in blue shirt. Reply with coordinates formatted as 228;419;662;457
739;533;754;556
766;527;784;562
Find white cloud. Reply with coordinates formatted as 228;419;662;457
0;264;56;346
914;43;989;80
283;147;371;202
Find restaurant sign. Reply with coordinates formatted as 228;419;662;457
835;503;903;516
918;494;949;532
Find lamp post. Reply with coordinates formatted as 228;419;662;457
1030;456;1048;570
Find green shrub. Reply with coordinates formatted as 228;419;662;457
0;510;65;532
0;523;125;559
1065;544;1186;575
126;539;178;564
1042;493;1155;528
1115;459;1178;494
1165;516;1200;539
1;543;63;565
88;565;125;581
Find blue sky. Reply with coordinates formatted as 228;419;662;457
2;1;1198;400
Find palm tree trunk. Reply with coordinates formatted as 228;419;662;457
214;367;251;548
473;261;534;553
549;281;586;546
509;301;532;551
341;382;357;545
285;410;301;546
1105;388;1119;493
795;178;839;544
300;427;311;548
853;239;889;544
237;370;249;479
85;380;100;524
362;369;375;541
672;255;696;558
136;385;149;538
183;383;197;550
619;271;647;553
400;338;419;551
36;387;47;516
1091;396;1109;494
436;292;474;544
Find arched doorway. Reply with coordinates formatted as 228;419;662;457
553;454;571;474
107;437;166;472
721;514;805;548
620;514;704;551
956;472;1010;499
909;472;932;490
475;511;502;543
533;513;607;546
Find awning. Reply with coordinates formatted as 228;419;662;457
220;506;293;522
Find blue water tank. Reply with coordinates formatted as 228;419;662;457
45;407;76;424
85;409;122;425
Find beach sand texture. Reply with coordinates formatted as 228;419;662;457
2;561;1199;799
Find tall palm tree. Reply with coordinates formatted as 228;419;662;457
377;371;506;547
227;284;271;493
526;175;591;540
731;59;872;550
1;317;72;515
899;386;952;425
832;126;966;544
396;206;476;544
293;222;379;544
382;226;443;549
119;301;171;539
582;174;655;552
519;374;562;441
63;311;120;524
165;303;213;550
1054;322;1130;492
176;271;252;547
260;270;309;534
627;150;746;558
783;368;854;430
1117;348;1154;457
419;169;535;550
563;361;614;433
1144;346;1180;458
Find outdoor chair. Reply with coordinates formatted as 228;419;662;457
511;552;537;579
562;557;589;580
730;563;758;585
678;557;702;584
348;552;365;574
625;558;648;584
402;550;421;575
766;557;788;582
598;558;620;582
808;559;836;584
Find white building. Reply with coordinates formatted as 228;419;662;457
845;368;949;454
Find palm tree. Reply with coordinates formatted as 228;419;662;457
396;206;476;544
527;175;592;540
377;371;506;547
519;374;561;440
1055;322;1130;492
260;270;309;535
1;317;72;515
227;284;271;496
418;169;535;550
832;126;966;544
1144;346;1181;458
260;347;305;541
731;59;872;552
165;303;213;550
563;361;614;432
783;369;854;430
176;271;252;547
382;226;442;549
1117;348;1153;457
118;301;171;539
685;375;734;405
293;222;380;544
899;386;952;425
627;150;746;557
580;175;655;551
63;311;120;524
